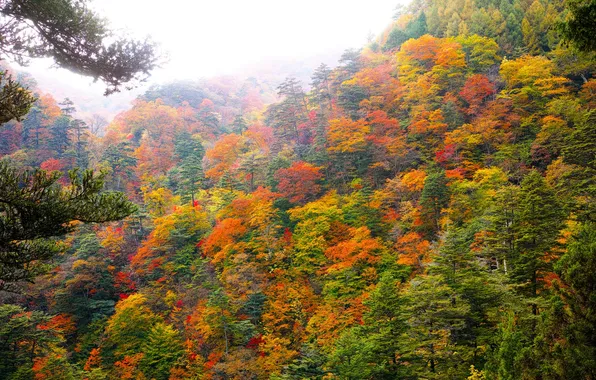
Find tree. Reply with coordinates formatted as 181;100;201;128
170;131;205;202
420;168;450;234
140;322;185;380
103;294;159;360
0;163;136;290
274;161;324;204
0;70;36;123
511;171;564;307
0;0;158;95
0;304;63;377
310;63;333;112
49;115;72;156
361;272;408;378
557;0;596;52
551;222;596;377
402;274;471;379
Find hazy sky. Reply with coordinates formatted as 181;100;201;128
23;0;401;90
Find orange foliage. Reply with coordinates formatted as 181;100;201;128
396;232;431;272
325;227;382;273
99;225;126;253
38;314;75;335
40;158;63;172
84;348;101;371
131;204;209;274
409;109;448;135
202;218;247;263
204;134;244;181
400;35;441;65
114;353;145;379
38;94;62;125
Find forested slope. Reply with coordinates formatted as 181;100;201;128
1;0;595;378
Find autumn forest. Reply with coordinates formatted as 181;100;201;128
0;0;595;379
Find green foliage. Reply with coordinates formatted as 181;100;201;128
169;131;205;201
328;328;375;379
0;163;136;289
557;0;596;52
103;294;160;361
511;170;564;300
0;305;62;378
140;322;185;380
420;168;450;234
0;0;158;94
402;274;472;379
0;71;36;123
282;344;328;379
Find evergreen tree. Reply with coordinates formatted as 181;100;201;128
140;322;185;380
420;168;450;234
328;328;375;380
551;222;596;377
0;0;158;95
0;305;62;377
402;274;471;379
71;118;90;168
171;131;205;202
21;105;44;150
50;115;72;156
0;163;136;289
557;0;596;52
362;272;408;379
435;224;510;372
231;114;248;134
310;63;333;112
511;171;564;310
0;70;36;123
282;344;328;379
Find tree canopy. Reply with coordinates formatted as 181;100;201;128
0;0;159;95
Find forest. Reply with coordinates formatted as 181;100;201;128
0;0;595;379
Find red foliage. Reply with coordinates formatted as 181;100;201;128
283;228;293;244
274;161;323;204
459;74;496;116
40;158;63;172
435;144;457;164
246;334;264;349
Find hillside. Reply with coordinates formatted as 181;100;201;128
0;0;595;378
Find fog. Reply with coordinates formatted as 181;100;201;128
23;0;401;91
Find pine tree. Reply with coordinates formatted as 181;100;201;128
511;171;564;310
282;344;328;379
435;224;510;372
49;115;72;156
0;71;36;123
402;274;471;379
140;322;185;380
231;114;248;134
550;222;596;377
420;168;450;234
0;163;136;289
328;328;375;380
71;118;90;168
171;132;205;203
0;0;158;95
362;272;408;378
310;63;333;112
